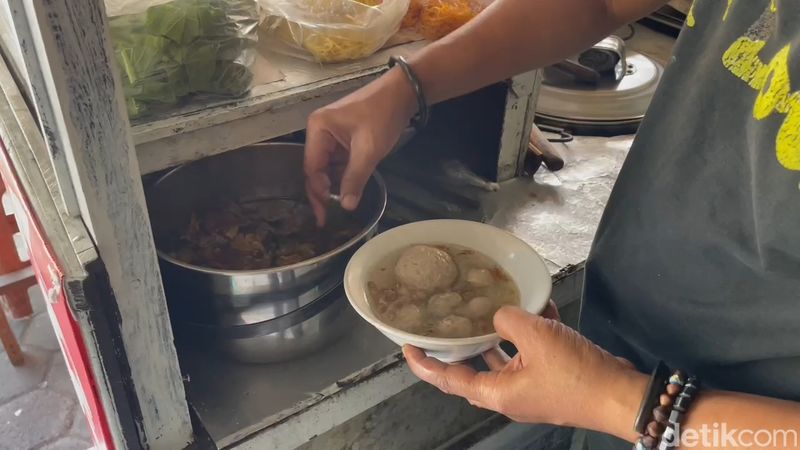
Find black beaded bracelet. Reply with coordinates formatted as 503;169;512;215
634;365;686;450
388;56;430;130
634;361;670;434
658;376;701;450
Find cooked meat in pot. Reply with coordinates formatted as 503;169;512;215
165;198;363;270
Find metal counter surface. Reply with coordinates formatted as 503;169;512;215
178;313;405;448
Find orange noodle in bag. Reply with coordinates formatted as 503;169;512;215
404;0;482;40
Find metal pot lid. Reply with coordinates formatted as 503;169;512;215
536;51;664;123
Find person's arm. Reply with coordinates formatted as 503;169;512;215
404;307;800;449
304;0;668;223
407;0;667;105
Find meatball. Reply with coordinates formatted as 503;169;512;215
466;268;494;287
463;296;493;319
434;315;473;338
392;303;423;332
398;284;430;302
428;292;463;318
395;245;458;291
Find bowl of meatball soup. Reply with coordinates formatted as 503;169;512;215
344;219;551;362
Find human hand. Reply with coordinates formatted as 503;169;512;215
304;69;418;226
403;304;646;442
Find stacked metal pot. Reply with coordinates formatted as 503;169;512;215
146;143;386;363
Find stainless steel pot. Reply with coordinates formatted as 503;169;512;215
178;285;355;364
146;142;386;328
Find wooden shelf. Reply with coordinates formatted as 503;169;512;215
132;40;427;175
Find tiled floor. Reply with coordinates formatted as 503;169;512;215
1;286;92;450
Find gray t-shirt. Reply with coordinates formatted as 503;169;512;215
581;0;800;409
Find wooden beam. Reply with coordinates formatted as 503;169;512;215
0;46;137;449
12;1;193;448
6;0;82;216
0;2;29;95
497;70;542;182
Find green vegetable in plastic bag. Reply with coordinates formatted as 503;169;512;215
108;0;257;119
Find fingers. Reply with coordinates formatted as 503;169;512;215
491;300;561;353
338;131;378;211
304;114;338;225
305;178;329;227
482;347;510;371
492;306;537;349
403;345;500;409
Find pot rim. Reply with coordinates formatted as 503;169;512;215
151;143;387;276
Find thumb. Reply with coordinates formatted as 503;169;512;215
492;306;547;353
338;131;379;210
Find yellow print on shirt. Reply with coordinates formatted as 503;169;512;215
723;0;735;21
722;33;800;171
719;0;776;22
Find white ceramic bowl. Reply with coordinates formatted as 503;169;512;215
344;219;552;363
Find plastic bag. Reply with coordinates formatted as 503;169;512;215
259;0;410;63
401;0;485;40
105;0;259;119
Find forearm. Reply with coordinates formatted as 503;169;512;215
598;370;800;449
404;0;668;105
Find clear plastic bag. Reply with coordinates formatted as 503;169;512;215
105;0;259;119
401;0;487;40
259;0;410;63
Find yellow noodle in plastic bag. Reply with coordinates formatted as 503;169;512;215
260;0;409;63
401;0;481;40
419;0;476;40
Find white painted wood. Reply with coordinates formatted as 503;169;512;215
7;0;83;216
497;70;542;181
0;52;127;448
0;2;29;92
16;1;193;449
0;34;94;278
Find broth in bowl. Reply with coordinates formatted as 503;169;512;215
367;244;520;338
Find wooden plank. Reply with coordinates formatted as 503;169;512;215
133;41;426;174
0;18;92;299
0;52;129;448
497;70;541;181
15;1;193;449
7;0;82;216
0;2;29;96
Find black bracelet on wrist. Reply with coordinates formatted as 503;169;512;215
632;362;700;450
388;55;430;130
658;376;701;450
634;361;671;434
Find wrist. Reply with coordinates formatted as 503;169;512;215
586;367;649;443
380;67;421;126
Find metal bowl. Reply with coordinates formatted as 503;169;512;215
178;285;355;364
146;142;387;327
